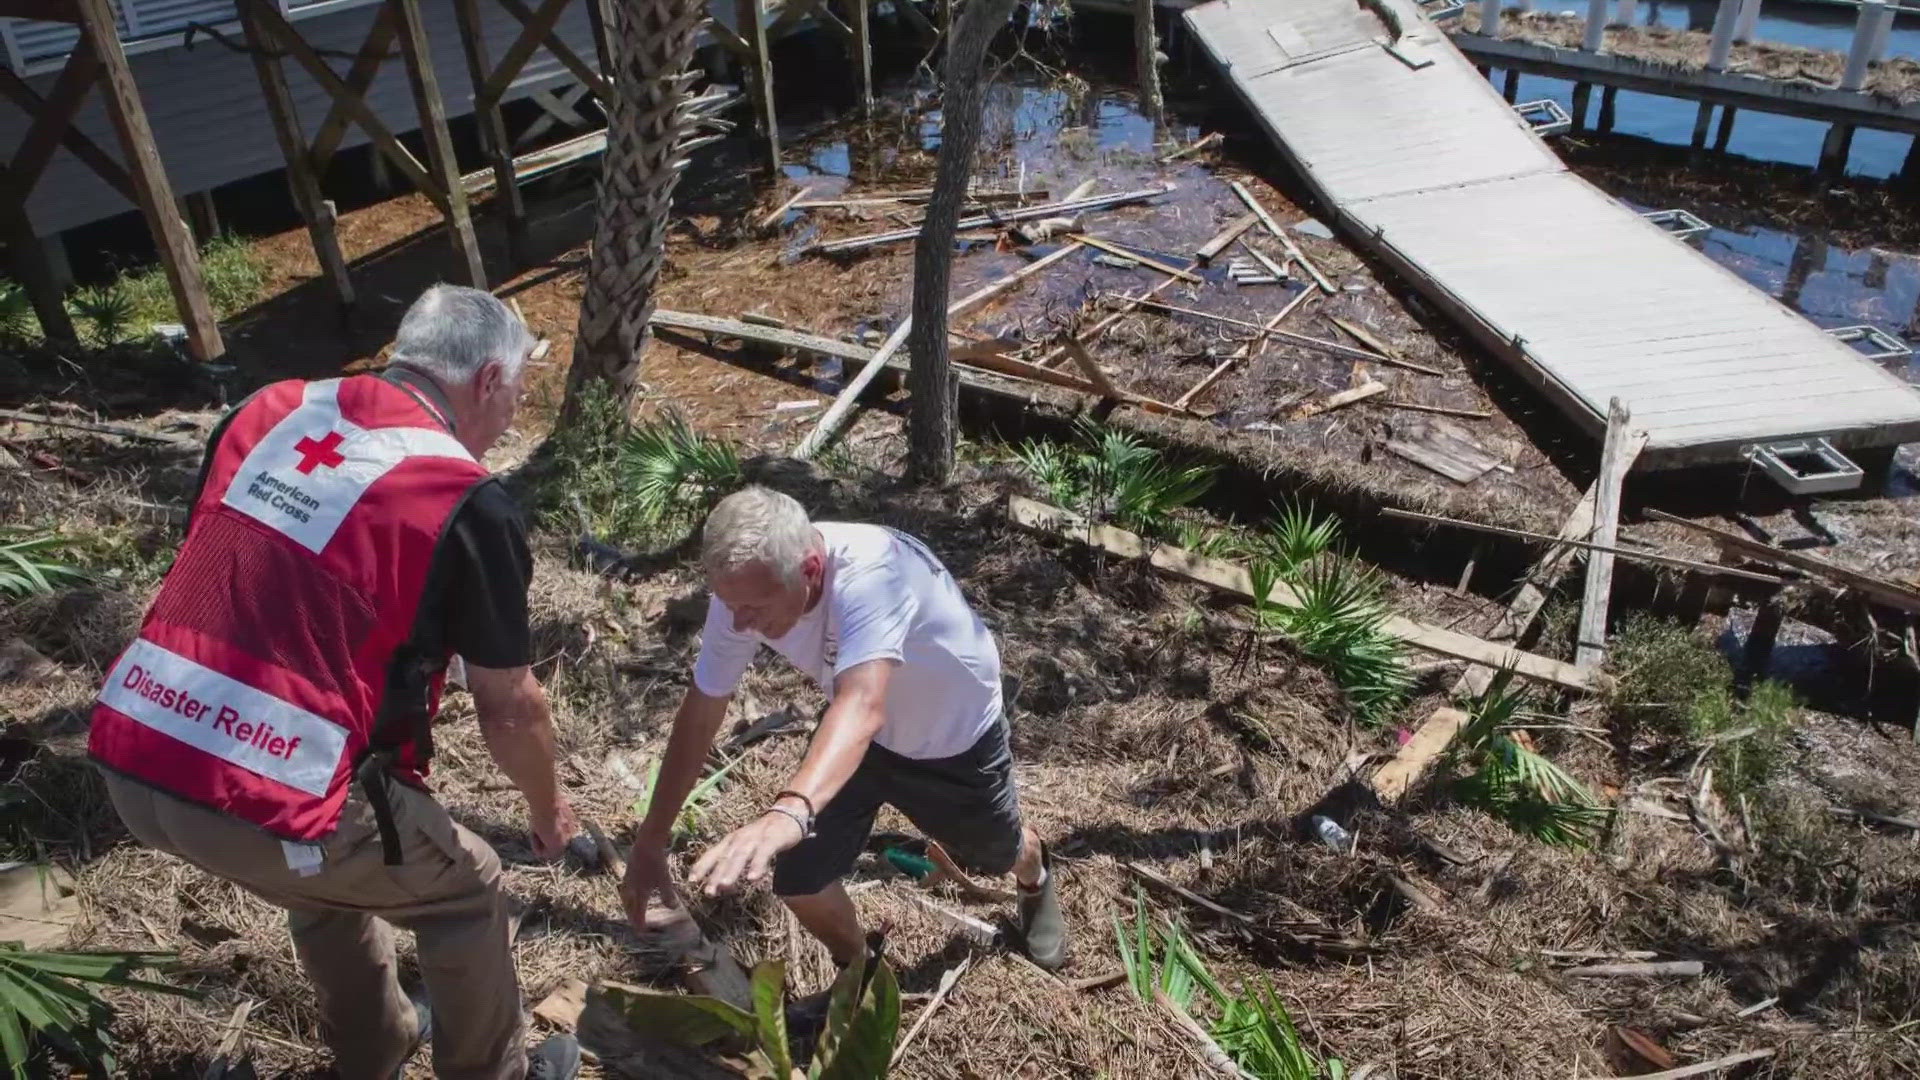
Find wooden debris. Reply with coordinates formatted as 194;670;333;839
1124;862;1254;924
1624;1048;1776;1080
1386;873;1440;911
1071;970;1129;992
1243;244;1288;283
1379;399;1490;420
1327;316;1448;377
1174;288;1316;410
1543;948;1660;962
1646;509;1920;615
1291;381;1385;420
0;407;193;446
1831;806;1920;831
1386;422;1503;484
955;349;1191;416
1157;989;1258;1078
924;841;1016;902
1562;960;1704;978
1122;296;1388;364
797;242;1084;459
199;998;256;1079
1037;277;1181;368
808;184;1173;255
1069;233;1202;282
1058;335;1126;399
756;184;813;230
720;705;803;753
891;956;971;1066
533;978;591;1030
650;310;871;363
1379;507;1787;584
1610;1026;1677;1072
0;862;78;949
1371;709;1470;802
1194;211;1259;264
1576;399;1644;670
1010;497;1599;693
1158;130;1223;162
1229;180;1335;293
909;895;999;945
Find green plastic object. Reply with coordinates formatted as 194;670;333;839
883;847;934;880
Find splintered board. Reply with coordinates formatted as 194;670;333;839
1386;419;1502;483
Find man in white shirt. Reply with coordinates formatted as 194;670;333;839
621;486;1067;971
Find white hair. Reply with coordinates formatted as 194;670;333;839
702;486;816;586
389;284;532;386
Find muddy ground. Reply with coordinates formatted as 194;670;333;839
6;30;1920;1080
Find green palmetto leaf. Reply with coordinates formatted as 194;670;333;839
0;534;86;599
1262;499;1340;578
1272;559;1410;723
1011;439;1084;509
68;284;135;348
750;960;794;1079
0;945;193;1078
813;957;898;1080
622;409;742;528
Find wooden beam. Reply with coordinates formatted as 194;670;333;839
1576;398;1641;669
1069;233;1202;282
248;1;447;213
1292;380;1385;420
241;0;354;310
9;40;101;193
649;308;873;362
1173;287;1313;410
451;0;525;246
1379;507;1785;585
1037;276;1179;368
808;185;1176;255
0;65;133;201
1009;496;1599;693
75;0;221;361
477;0;577;113
737;0;780;173
393;0;487;288
954;349;1190;416
307;2;398;173
1194;211;1257;265
1644;509;1920;615
1229;180;1334;294
848;0;873;115
1057;335;1125;398
0;175;78;346
490;0;610;100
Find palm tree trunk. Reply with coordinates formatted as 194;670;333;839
564;0;709;423
906;0;1022;483
1135;0;1163;125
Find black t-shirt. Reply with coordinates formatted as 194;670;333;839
189;373;533;670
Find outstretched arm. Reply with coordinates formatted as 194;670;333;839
622;686;731;924
468;663;576;858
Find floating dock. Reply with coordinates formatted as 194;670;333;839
1185;0;1920;472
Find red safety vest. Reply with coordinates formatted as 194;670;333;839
89;375;491;842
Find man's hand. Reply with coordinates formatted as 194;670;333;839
529;794;579;860
687;812;807;896
620;838;679;929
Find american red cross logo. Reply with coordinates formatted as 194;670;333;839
292;431;347;475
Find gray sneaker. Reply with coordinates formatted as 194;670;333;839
1017;854;1068;972
527;1034;582;1080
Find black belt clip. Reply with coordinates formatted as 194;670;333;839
355;749;405;867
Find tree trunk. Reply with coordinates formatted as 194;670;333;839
905;0;1022;483
563;0;708;424
1135;0;1163;125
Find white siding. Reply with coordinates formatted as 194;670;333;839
0;0;605;236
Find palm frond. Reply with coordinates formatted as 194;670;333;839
68;285;135;348
0;943;194;1078
621;410;742;529
1261;498;1340;577
1011;439;1083;508
1271;559;1409;723
0;534;85;598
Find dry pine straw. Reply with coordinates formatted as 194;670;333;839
3;444;1905;1078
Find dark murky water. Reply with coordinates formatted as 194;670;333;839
1491;0;1920;176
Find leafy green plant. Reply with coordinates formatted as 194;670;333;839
1011;419;1215;538
598;936;900;1077
68;284;135;348
0;533;85;598
1258;499;1340;578
624;409;743;531
1606;615;1734;744
1449;675;1609;848
633;754;746;839
118;234;266;327
0;284;34;344
1260;559;1409;724
1701;678;1795;797
0;944;195;1078
1114;889;1199;1008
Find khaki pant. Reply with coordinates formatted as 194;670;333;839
104;771;527;1080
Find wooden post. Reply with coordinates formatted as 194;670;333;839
1691;102;1714;148
1479;0;1500;35
848;0;873;115
240;0;355;312
1818;123;1855;176
1714;106;1738;152
74;0;222;361
1575;398;1639;670
1502;69;1520;102
182;190;219;241
1706;0;1738;70
452;0;526;255
737;0;780;175
1598;86;1618;131
1582;0;1607;49
393;0;487;287
1739;593;1785;689
0;185;78;347
1571;83;1592;131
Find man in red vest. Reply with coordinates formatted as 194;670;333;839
90;285;580;1079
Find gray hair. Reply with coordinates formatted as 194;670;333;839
389;284;533;385
702;486;816;586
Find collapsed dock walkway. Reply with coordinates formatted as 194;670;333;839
1184;0;1920;472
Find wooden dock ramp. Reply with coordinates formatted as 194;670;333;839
1184;0;1920;471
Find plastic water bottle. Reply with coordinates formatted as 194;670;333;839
1312;815;1355;854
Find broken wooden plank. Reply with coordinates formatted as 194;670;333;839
1386;425;1503;484
1009;496;1598;693
1124;862;1254;924
891;956;970;1066
1037;278;1182;368
1243;243;1289;283
1562;960;1704;978
1176;288;1316;410
1123;296;1389;364
1292;381;1385;420
1378;507;1786;585
1229;179;1335;293
1194;211;1259;265
650;309;872;363
909;895;999;944
757;183;813;230
808;185;1174;255
1158;130;1223;163
1644;509;1920;615
796;242;1084;458
1378;399;1491;420
1327;315;1448;377
1157;989;1257;1079
955;350;1190;417
1069;233;1202;283
1058;335;1126;398
1577;399;1643;670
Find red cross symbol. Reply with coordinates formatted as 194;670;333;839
292;431;347;475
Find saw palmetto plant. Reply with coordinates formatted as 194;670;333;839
67;285;136;349
0;533;85;599
1013;418;1215;539
0;944;195;1078
1259;498;1340;579
623;409;743;531
1449;675;1610;848
1253;556;1410;725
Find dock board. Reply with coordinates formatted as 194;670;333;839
1184;0;1920;469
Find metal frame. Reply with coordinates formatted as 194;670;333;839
1419;0;1466;20
1514;97;1571;136
1641;207;1712;241
1827;323;1913;363
1746;437;1865;494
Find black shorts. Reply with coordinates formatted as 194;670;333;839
772;721;1024;897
